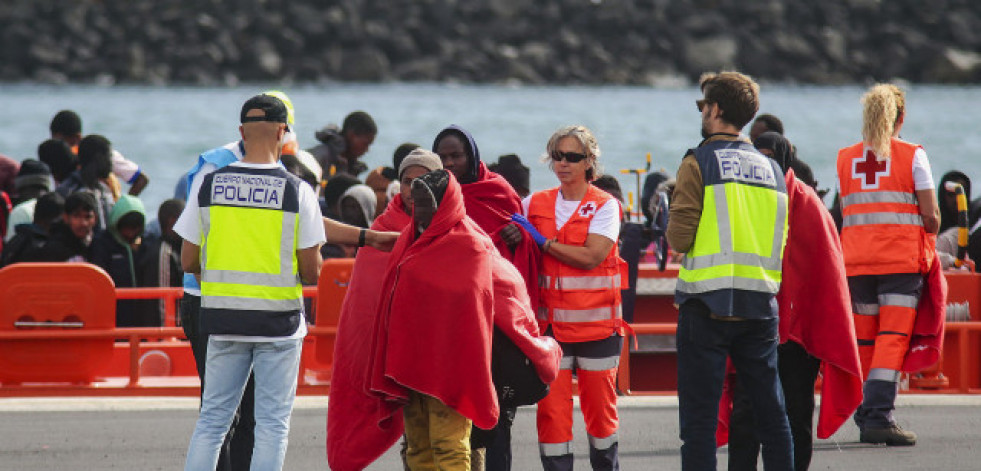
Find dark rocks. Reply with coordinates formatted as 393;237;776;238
1;0;979;85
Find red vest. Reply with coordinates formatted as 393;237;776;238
527;186;625;342
836;138;934;275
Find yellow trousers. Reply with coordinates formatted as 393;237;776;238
403;391;472;471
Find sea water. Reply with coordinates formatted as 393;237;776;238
1;83;976;214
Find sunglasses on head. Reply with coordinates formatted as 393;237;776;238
550;151;588;163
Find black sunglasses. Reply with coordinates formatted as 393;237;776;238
550;151;588;163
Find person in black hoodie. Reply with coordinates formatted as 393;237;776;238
0;192;64;267
40;191;98;263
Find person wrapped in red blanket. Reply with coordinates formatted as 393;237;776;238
718;168;864;469
433;125;545;467
329;167;560;470
326;149;441;471
368;169;494;469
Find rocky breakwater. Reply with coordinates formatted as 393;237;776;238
1;0;979;85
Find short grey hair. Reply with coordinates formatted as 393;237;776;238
543;125;602;181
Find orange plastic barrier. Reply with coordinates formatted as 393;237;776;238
1;260;979;397
933;271;981;392
0;263;116;384
313;259;355;373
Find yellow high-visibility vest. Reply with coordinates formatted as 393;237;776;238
675;139;788;318
198;164;304;336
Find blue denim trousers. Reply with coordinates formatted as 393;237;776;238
676;300;793;471
184;337;302;471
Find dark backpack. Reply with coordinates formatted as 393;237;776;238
491;328;549;408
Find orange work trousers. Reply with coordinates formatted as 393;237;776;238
848;273;923;381
536;334;621;469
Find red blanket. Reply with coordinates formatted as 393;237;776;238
491;254;562;384
326;195;411;471
903;251;947;372
367;173;499;432
717;171;864;444
463;162;542;309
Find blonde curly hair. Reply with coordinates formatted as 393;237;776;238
543;125;602;181
861;84;905;159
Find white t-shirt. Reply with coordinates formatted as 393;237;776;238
112;150;141;184
836;146;935;192
521;191;621;243
4;199;35;241
174;161;326;341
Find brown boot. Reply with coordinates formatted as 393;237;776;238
860;424;917;446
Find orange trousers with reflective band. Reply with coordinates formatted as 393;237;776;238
848;274;923;378
536;335;621;451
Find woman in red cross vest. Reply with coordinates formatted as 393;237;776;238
835;83;940;446
510;125;626;471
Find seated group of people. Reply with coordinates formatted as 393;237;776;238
0;110;180;327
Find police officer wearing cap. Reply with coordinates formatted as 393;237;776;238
176;92;399;471
179;94;326;471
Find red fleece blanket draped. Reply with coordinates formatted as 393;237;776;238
491;254;563;384
326;195;411;471
367;174;499;432
717;171;864;445
463;162;542;309
903;251;947;372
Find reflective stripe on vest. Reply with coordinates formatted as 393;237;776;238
540;274;621;291
552;305;623;324
528;186;623;342
842;212;923;228
841;191;917;206
199;167;303;314
836;139;931;275
677;181;787;296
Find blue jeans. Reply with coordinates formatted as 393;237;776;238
676;300;793;471
185;337;302;471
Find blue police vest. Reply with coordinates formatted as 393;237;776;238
197;164;305;337
674;138;789;319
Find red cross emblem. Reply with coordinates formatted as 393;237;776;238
852;149;890;189
579;201;597;218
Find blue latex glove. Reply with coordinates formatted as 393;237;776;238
511;213;547;246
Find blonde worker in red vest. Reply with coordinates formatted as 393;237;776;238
510;125;625;471
836;83;940;446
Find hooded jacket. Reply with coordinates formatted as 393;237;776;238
91;195;146;286
433;125;543;309
90;195;154;326
309;125;368;177
339;184;378;227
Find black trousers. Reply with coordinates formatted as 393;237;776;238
470;405;517;471
181;294;256;471
728;340;821;471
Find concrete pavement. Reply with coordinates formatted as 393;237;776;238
1;395;978;470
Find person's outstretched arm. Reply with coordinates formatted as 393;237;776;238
322;217;399;252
